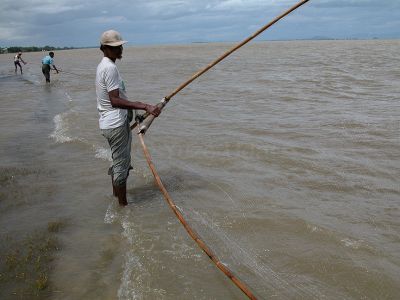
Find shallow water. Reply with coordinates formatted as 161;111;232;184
0;40;399;299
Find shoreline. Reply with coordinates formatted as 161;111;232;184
2;37;399;55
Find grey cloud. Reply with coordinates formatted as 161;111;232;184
0;0;399;46
313;0;400;8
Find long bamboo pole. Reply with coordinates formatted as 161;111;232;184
131;0;310;133
137;131;258;299
135;1;311;298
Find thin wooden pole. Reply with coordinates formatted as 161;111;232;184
131;0;310;133
137;131;258;299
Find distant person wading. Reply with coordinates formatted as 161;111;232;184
14;52;26;74
41;52;59;83
95;30;161;206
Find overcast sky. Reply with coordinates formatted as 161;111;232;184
0;0;399;47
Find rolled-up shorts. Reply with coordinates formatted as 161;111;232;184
101;118;132;187
42;64;51;81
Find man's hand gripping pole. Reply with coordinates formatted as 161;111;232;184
138;97;168;134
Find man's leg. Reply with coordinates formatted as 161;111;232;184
112;122;131;206
42;65;50;83
114;184;128;206
102;121;132;206
108;167;117;197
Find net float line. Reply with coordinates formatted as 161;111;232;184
131;0;310;134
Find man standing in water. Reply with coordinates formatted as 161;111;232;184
14;52;26;74
96;30;161;206
41;51;59;83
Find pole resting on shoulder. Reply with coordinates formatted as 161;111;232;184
139;97;168;134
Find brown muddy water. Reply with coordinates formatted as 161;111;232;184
0;40;399;299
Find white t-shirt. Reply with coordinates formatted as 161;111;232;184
96;57;128;129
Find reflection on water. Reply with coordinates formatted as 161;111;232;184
0;40;399;299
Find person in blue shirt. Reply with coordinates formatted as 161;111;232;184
41;52;59;83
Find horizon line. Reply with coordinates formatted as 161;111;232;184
1;37;399;50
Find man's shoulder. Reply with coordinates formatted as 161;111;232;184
98;59;117;73
96;59;120;88
98;58;116;68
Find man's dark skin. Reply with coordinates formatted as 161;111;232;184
49;52;59;74
102;44;161;205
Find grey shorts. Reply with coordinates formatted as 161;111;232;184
42;64;51;81
101;119;132;187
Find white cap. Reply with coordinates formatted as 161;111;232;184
100;30;127;46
